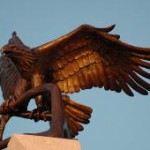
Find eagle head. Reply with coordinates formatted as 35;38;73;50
0;31;36;65
1;44;25;57
1;44;34;64
1;44;37;79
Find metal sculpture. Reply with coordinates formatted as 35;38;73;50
0;24;150;149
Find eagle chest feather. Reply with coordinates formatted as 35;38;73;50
31;53;52;87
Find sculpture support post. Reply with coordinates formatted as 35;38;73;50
48;83;65;137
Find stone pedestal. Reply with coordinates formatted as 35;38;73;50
8;134;81;150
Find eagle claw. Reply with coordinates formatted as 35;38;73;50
29;106;46;122
1;95;18;111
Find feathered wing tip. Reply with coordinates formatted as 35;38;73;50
96;24;120;39
97;24;116;32
62;95;93;137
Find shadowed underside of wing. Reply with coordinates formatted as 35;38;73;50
34;24;150;96
0;56;22;100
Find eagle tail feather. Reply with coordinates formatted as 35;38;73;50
62;95;93;137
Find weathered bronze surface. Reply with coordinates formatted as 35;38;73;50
0;24;150;149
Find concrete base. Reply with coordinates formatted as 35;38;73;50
8;134;81;150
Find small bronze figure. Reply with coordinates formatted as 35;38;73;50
0;24;150;149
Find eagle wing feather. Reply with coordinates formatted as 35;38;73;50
34;24;150;96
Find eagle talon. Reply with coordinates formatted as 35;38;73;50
29;107;46;122
9;95;17;104
1;96;18;112
29;109;39;122
41;112;48;122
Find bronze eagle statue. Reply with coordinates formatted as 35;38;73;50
0;24;150;148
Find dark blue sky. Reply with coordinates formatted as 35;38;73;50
0;1;150;150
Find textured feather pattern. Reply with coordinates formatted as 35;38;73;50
34;24;150;96
0;56;22;99
62;95;92;137
2;44;37;80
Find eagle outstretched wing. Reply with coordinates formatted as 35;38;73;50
34;24;150;96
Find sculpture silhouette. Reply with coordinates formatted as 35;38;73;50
0;24;150;149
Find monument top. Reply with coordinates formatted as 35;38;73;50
8;134;81;150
